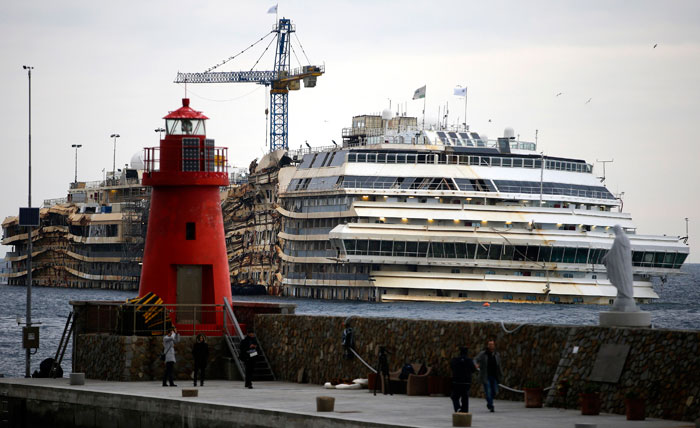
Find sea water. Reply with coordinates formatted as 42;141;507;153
1;264;698;378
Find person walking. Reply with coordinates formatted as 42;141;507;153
192;334;209;387
475;339;502;412
162;327;180;387
240;331;258;389
450;346;476;413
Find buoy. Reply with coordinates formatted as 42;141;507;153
482;302;491;307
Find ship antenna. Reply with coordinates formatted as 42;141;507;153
595;159;614;183
681;217;689;244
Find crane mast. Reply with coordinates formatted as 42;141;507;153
174;18;324;152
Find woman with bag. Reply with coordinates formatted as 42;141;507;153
240;331;258;389
162;327;180;387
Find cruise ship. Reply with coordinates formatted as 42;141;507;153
277;112;690;304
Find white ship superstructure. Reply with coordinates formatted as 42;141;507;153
277;113;689;304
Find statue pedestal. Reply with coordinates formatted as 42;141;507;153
599;311;651;327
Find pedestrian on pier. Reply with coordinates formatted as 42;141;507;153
240;331;258;389
475;339;502;412
162;327;180;387
192;334;209;387
450;346;476;413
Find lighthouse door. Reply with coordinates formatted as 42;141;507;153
176;265;203;323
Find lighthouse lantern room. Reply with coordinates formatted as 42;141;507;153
140;98;231;332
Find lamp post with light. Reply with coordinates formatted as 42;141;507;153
154;127;165;140
110;134;120;182
71;144;82;184
22;65;34;378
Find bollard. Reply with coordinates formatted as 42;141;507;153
452;412;472;427
182;389;199;397
316;396;335;412
69;373;85;385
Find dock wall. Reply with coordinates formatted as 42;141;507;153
254;314;700;422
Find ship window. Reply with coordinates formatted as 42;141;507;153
549;296;560;302
394;241;406;257
524;159;534;168
503;294;513;299
444;243;456;258
405;241;418;257
367;153;377;163
563;248;576;263
455;243;467;258
380;240;393;256
642;252;654;266
186;222;196;240
575;248;589;264
550;247;564;263
476;243;489;259
357;153;366;163
502;158;512;167
488;244;502;260
418;242;430;257
368;240;380;256
522;245;536;262
662;252;675;267
377;153;386;163
344;240;355;254
654;252;665;266
406;154;416;164
356;240;368;255
387;153;396;163
502;245;515;261
429;242;443;258
673;253;688;268
513;158;523;168
348;153;357;163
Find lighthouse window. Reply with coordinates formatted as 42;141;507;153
166;119;205;136
186;222;196;240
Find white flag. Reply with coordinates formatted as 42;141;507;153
454;87;467;97
267;4;278;13
412;85;426;100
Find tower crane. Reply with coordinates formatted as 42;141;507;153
174;18;324;152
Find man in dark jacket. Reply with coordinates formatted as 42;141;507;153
475;339;502;412
240;331;258;389
192;334;209;387
450;347;476;413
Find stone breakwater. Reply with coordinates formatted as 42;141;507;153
75;334;229;382
253;314;700;422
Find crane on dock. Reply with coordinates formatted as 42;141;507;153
175;18;324;152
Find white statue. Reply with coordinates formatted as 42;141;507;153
602;225;638;312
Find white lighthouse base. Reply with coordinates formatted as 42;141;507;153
599;311;651;327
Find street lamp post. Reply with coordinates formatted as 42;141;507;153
154;128;165;140
109;134;120;182
71;144;82;184
22;65;34;378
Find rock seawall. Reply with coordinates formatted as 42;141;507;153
254;314;700;422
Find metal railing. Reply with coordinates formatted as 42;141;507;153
77;302;228;336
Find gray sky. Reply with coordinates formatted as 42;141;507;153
1;0;698;261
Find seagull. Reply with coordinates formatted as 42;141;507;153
305;141;311;149
585;98;592;105
653;43;658;48
488;119;492;123
556;92;563;97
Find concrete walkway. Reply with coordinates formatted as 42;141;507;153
0;378;693;428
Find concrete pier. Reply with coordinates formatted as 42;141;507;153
0;378;686;428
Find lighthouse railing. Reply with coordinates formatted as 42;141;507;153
223;297;245;340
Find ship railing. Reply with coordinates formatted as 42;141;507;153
43;197;68;207
287;144;340;159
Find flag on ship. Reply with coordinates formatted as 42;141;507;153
413;85;426;100
267;4;278;13
454;86;467;96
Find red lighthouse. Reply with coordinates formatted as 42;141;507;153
140;98;231;329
